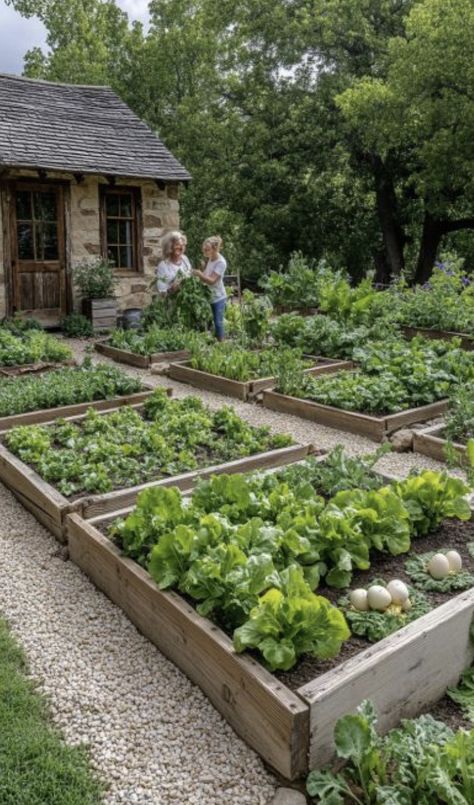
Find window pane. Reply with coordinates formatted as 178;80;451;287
34;191;56;221
106;193;120;216
119;220;132;244
40;223;59;260
107;246;119;267
16;191;32;221
120;194;132;217
17;223;35;259
119;245;133;269
107;220;118;244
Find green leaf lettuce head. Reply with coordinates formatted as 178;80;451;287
233;565;350;671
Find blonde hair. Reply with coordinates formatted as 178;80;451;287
203;235;223;251
161;230;186;260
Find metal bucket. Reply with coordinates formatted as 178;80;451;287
122;308;143;330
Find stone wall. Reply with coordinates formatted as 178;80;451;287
0;170;180;318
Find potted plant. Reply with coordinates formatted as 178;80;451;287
74;259;118;332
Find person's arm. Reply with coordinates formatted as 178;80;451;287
193;269;220;286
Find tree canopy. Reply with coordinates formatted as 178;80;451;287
7;0;474;282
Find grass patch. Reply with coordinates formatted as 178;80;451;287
0;617;104;804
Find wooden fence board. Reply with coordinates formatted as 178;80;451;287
67;514;309;779
298;590;474;767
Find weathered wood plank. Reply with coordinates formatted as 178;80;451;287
67;514;309;779
384;399;449;433
167;362;251;400
413;423;466;463
298;589;474;767
402;325;474;351
95;342;151;368
262;390;386;441
0;388;155;432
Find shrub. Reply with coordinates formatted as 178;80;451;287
73;259;117;300
60;313;94;338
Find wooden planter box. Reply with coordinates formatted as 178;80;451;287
167;358;352;401
95;341;191;369
0;400;314;538
262;389;449;442
402;326;474;351
65;508;474;779
0;358;76;377
0;387;156;433
274;305;320;316
82;298;117;332
413;423;467;464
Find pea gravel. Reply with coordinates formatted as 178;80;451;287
0;338;455;803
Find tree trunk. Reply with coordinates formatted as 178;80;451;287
413;213;445;285
372;156;405;278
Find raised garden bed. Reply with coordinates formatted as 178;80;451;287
413;423;466;464
0;358;76;377
274;305;320;316
402;325;474;351
65;504;474;779
261;388;448;441
95;341;191;369
167;357;352;401
0;398;313;538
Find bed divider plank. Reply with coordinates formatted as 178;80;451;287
66;513;309;780
0;387;156;432
95;342;191;368
413;423;466;464
262;390;449;442
402;326;474;351
167;358;353;401
297;588;474;767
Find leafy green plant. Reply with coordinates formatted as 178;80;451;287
239;289;273;344
233;565;350;671
1;315;43;335
398;258;474;334
0;363;142;417
189;341;311;382
405;552;474;592
306;700;473;805
108;325;206;356
60;313;94;338
73;258;117;299
339;580;430;642
0;328;72;367
447;667;474;723
259;253;343;310
393;472;471;537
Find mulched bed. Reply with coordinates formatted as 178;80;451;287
277;517;474;690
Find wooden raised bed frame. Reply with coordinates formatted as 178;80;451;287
0;399;314;538
262;389;449;442
414;423;466;464
0;358;76;377
65;505;474;779
166;357;352;401
402;325;474;351
95;341;190;369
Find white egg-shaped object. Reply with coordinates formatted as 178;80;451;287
401;598;412;612
428;553;450;580
445;550;462;573
349;589;369;611
367;585;392;612
386;579;409;605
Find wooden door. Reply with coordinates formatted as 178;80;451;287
11;182;66;325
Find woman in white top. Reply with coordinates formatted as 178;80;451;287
155;231;192;296
193;236;227;340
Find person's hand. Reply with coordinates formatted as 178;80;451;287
192;269;201;278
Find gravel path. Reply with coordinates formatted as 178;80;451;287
0;339;455;803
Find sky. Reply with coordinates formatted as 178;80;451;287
0;0;150;75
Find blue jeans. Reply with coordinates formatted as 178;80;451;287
211;297;226;339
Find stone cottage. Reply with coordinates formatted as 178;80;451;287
0;73;190;325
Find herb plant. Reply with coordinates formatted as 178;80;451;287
189;341;311;382
108;326;206;356
73;258;117;299
60;313;94;338
0;328;72;367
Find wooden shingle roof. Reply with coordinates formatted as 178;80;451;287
0;73;190;182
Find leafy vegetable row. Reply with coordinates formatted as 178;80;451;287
0;328;72;367
189;342;312;381
112;457;470;670
4;389;292;496
107;325;207;356
0;362;142;417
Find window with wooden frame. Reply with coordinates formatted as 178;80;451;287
100;187;142;273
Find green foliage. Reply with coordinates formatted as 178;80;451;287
0;616;103;804
0;363;142;417
1;315;43;334
5;389;292;496
339;580;430;643
259;254;340;309
398;260;474;334
189;341;311;382
239;290;273;344
405;552;474;593
447;667;474;724
233;566;350;671
143;277;212;331
108;326;206;356
306;699;474;805
0;327;72;367
392;472;471;537
60;313;94;338
444;385;474;444
73;259;117;300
